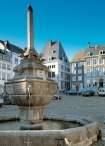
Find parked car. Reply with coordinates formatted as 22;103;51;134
53;94;62;100
0;97;4;107
1;93;12;105
98;88;105;96
65;90;81;95
82;90;95;96
79;88;85;94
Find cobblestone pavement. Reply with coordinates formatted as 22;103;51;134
0;93;105;145
44;93;105;146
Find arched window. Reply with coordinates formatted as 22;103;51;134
48;56;52;61
86;52;90;56
99;50;103;55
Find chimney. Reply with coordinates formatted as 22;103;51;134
4;40;9;53
49;40;52;46
88;42;90;48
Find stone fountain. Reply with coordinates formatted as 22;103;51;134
4;5;58;130
2;5;100;146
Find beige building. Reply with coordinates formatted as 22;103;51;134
70;50;85;91
84;42;105;91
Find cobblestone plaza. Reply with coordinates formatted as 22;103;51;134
0;93;105;145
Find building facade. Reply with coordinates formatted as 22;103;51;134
41;40;70;91
70;50;85;91
84;42;105;91
0;40;23;92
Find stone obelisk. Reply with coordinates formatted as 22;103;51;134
24;4;38;57
4;5;58;130
27;5;34;49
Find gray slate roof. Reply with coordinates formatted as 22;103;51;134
41;40;69;63
71;50;85;62
0;40;23;54
85;44;105;56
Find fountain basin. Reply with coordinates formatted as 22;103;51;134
5;78;58;106
0;114;100;146
5;78;58;130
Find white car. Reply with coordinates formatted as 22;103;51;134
0;97;4;107
53;94;62;100
98;88;105;96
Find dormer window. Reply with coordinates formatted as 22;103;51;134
99;50;103;55
61;56;65;61
48;56;52;61
86;52;90;56
52;50;56;53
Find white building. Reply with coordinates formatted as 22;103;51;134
41;40;70;91
0;40;23;92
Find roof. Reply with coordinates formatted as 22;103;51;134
41;40;69;63
71;50;85;62
0;40;23;54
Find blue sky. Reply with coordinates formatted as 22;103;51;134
0;0;105;61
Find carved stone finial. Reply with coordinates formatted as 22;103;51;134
28;4;33;12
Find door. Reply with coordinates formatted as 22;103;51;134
76;84;79;91
99;79;103;87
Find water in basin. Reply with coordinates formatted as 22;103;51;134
0;120;81;130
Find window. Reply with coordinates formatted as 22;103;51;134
72;76;76;81
3;56;10;61
92;68;97;76
87;80;91;87
63;66;65;70
0;63;1;68
48;66;51;69
61;81;64;89
99;59;104;64
86;60;91;65
7;64;10;70
61;72;63;78
2;63;6;69
61;56;65;61
48;72;51;78
99;50;103;55
0;55;2;59
99;68;104;76
52;65;55;68
78;69;82;74
52;50;56;53
2;72;6;80
48;56;52;61
52;72;55;77
86;52;90;56
86;69;91;77
72;69;76;74
61;72;65;78
80;83;83;88
61;65;63;69
93;79;97;87
15;58;18;65
92;59;97;65
78;62;82;67
0;72;1;80
7;73;10;80
7;57;10;61
67;68;70;72
72;63;76;67
67;74;70;80
78;76;82;81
